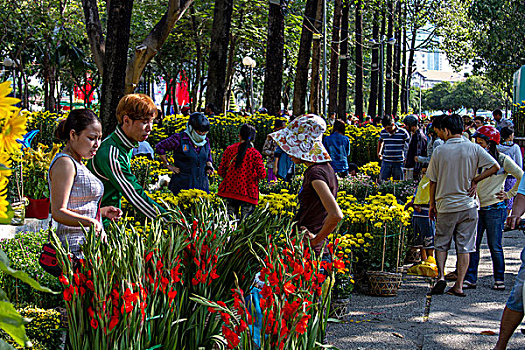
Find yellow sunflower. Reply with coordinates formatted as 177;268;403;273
0;109;26;154
0;81;21;115
0;151;12;178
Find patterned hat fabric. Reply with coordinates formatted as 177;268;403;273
269;114;332;163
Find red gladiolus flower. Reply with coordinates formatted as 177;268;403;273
111;289;119;301
210;268;219;280
145;251;154;262
108;316;119;331
90;317;98;329
236;319;248;333
268;272;278;286
170;266;182;282
87;306;95;318
316;273;327;284
295;314;311;334
86;280;95;292
283;281;296;296
73;273;80;286
220;312;231;325
222;325;240;349
79;286;86;296
217;301;227;308
168;289;177;303
156;260;164;271
293;263;304;276
63;286;73;301
259;298;267;310
161;276;169;291
260;285;272;299
59;275;69;286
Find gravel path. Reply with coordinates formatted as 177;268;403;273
326;230;525;350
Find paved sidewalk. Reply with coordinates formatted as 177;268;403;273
326;230;525;350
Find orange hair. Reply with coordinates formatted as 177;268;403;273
116;94;158;124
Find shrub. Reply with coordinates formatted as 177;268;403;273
1;307;62;349
0;230;63;309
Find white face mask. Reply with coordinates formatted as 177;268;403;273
185;124;208;147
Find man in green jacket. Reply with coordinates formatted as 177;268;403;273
88;94;166;221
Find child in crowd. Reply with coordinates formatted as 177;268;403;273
406;175;435;263
262;120;285;181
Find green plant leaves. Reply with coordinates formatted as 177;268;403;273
0;301;31;347
0;249;58;294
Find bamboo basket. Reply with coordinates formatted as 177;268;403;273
367;271;403;296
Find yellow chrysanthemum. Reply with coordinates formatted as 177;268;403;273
0;81;21;115
0;109;26;154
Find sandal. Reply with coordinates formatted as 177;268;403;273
493;281;505;290
444;271;458;281
429;280;447;295
446;287;466;297
463;280;477;289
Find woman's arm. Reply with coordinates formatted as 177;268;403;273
50;157;101;231
501;156;524;199
307;179;344;247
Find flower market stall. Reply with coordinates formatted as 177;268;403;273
0;96;418;348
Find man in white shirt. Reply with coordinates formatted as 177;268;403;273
427;114;500;296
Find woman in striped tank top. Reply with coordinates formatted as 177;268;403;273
48;109;122;258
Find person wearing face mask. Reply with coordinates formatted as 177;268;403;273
156;112;214;195
461;126;523;291
50;109;122;257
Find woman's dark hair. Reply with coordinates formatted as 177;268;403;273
500;126;514;141
235;124;256;168
55;109;100;141
487;140;500;163
333;119;346;134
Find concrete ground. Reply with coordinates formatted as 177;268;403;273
326;230;525;350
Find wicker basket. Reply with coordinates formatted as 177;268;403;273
405;247;421;264
367;271;403;296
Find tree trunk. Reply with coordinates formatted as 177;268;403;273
309;0;324;114
99;0;134;136
328;0;342;116
406;27;417;114
190;7;202;112
337;1;349;120
205;0;234;112
124;0;194;94
378;11;386;118
400;8;407;113
223;34;237;114
392;0;402;117
292;0;319;116
81;0;105;73
367;8;380;119
354;0;364;119
384;0;394;117
263;0;285;117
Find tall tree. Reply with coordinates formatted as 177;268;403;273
99;1;134;136
262;0;285;116
328;0;343;115
206;0;234;113
384;0;394;117
81;0;195;135
354;0;364;119
309;0;324;114
292;0;319;116
368;6;381;119
392;0;402;117
337;1;349;120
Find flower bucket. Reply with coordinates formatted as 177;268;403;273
26;197;50;219
367;271;402;297
405;247;421;264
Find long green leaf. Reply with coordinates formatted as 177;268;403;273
0;301;31;347
0;249;58;294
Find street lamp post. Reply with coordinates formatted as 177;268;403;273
369;36;396;119
242;56;256;112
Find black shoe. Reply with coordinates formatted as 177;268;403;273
429;280;447;295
